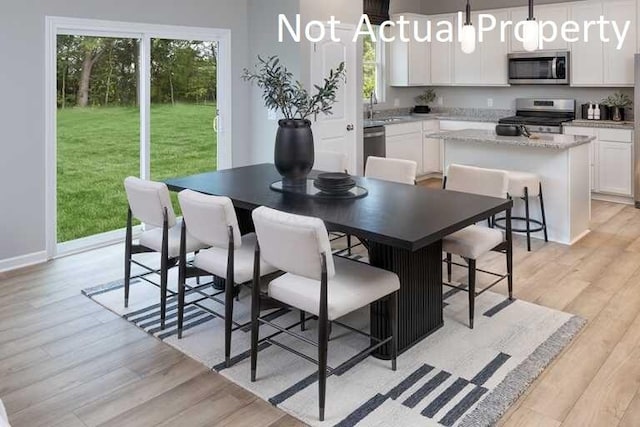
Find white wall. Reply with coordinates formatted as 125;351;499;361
247;0;301;164
421;0;580;14
0;0;251;264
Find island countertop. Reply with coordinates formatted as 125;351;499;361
427;129;595;150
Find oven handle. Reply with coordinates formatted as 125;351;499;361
551;58;558;79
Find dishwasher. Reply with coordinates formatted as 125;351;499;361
364;125;385;171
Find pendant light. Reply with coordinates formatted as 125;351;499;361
460;0;476;54
522;0;539;51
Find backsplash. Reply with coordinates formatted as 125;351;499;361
367;106;514;121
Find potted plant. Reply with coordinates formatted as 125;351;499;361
414;88;437;114
602;91;633;122
242;56;346;187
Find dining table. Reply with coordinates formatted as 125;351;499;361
165;163;513;359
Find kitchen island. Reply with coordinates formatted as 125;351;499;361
428;129;596;245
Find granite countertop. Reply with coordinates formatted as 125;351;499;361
427;129;595;150
364;114;499;128
564;119;634;130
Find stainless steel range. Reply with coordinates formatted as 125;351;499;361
499;98;576;134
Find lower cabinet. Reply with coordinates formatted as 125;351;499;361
564;126;634;198
386;133;423;175
597;141;633;196
423;138;442;174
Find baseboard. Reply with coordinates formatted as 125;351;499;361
0;250;48;274
592;193;634;205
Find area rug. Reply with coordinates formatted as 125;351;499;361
83;261;584;427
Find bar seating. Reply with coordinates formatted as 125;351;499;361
123;177;208;329
494;171;548;252
442;164;514;329
0;399;8;427
250;206;400;421
176;189;278;367
365;156;418;185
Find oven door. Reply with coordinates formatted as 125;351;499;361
508;52;569;85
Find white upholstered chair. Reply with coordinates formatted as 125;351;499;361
365;156;417;185
177;190;277;367
442;164;513;329
314;150;348;173
250;207;400;421
0;399;9;427
123;177;208;329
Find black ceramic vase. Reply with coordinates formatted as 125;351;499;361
275;119;314;187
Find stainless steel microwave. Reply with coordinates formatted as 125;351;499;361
508;51;569;85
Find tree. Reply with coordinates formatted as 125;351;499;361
76;38;106;107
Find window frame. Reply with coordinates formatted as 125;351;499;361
362;27;385;104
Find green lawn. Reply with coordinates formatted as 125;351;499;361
57;103;217;242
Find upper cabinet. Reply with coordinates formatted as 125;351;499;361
570;0;637;87
389;14;431;87
430;14;454;85
453;10;510;86
603;0;637;86
510;4;569;52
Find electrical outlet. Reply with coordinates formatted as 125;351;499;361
268;110;277;121
437;96;444;106
394;98;400;108
487;98;494;107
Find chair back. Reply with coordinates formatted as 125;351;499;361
365;156;417;185
315;150;348;173
178;190;241;249
252;206;335;280
124;177;176;228
445;164;509;199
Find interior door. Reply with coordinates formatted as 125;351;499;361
310;25;357;173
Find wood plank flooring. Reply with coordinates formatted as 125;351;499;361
2;191;640;426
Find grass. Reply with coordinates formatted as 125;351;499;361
57;103;217;242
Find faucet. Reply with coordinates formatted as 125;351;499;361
368;92;378;120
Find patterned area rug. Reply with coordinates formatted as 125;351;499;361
83;254;584;427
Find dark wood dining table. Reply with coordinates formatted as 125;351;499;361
165;163;513;359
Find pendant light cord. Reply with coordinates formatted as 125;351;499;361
465;0;472;25
528;0;535;21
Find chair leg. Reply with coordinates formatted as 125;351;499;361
124;209;132;308
524;187;531;252
468;259;476;329
318;315;329;421
539;183;549;243
506;208;514;301
300;310;306;331
251;245;261;382
390;291;398;371
446;253;452;283
224;282;234;367
347;234;352;256
177;268;186;339
160;253;168;330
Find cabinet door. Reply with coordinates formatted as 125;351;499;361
597;141;633;196
564;126;597;191
481;10;509;85
431;14;454;85
510;5;569;52
408;17;431;86
570;2;604;86
423;137;441;173
386;133;423;175
603;0;637;86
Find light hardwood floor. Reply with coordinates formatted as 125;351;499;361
2;194;640;426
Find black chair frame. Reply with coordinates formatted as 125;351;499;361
250;243;398;421
124;206;179;330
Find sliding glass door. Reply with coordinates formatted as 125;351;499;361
47;18;231;256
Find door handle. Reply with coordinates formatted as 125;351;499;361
346;124;355;131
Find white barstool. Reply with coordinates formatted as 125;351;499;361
495;171;548;252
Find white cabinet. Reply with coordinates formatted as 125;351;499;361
385;122;424;174
422;120;441;174
453;11;509;86
510;4;569;52
564;126;634;197
430;14;454;85
570;2;603;86
603;0;637;86
570;0;637;86
598;141;633;195
439;120;497;131
389;14;430;87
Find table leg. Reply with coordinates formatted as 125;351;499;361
369;240;443;359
